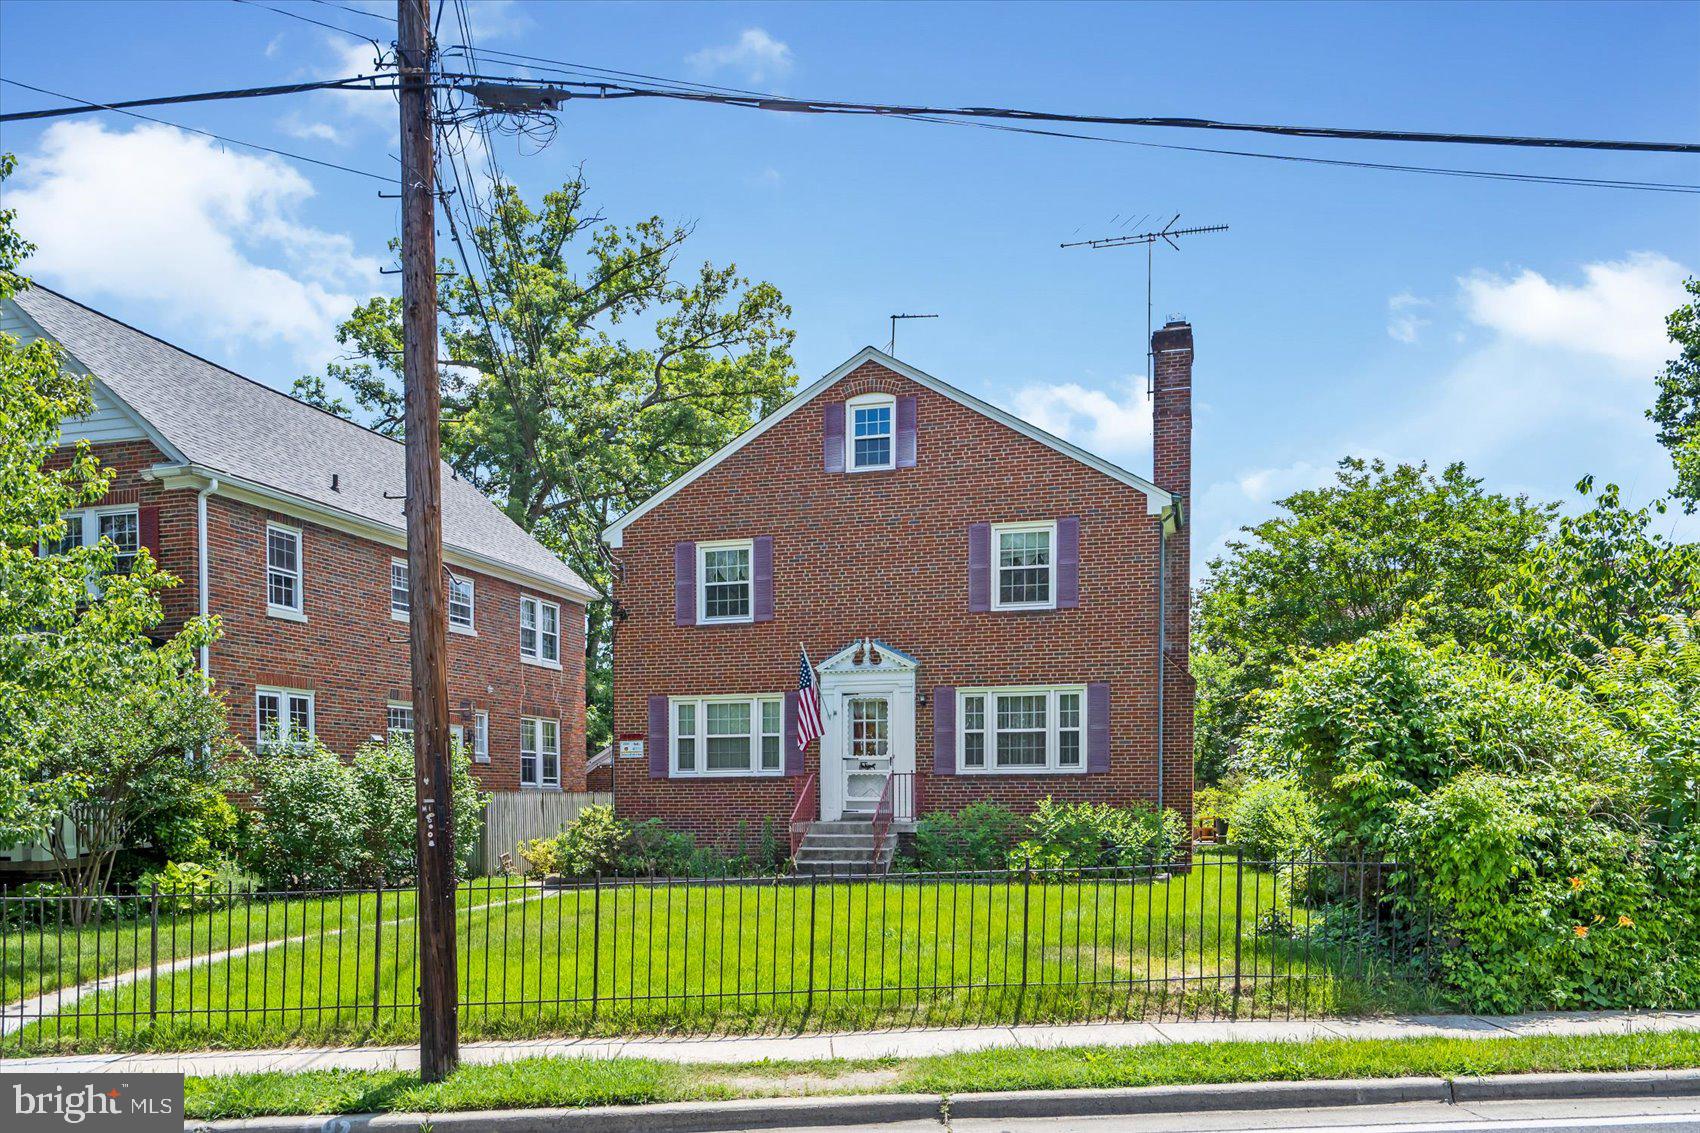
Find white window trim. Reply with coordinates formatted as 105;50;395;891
520;715;561;790
990;520;1058;612
255;686;315;751
670;693;785;778
44;505;141;593
846;392;897;473
265;522;305;620
696;538;755;626
390;558;410;622
519;594;562;668
956;685;1087;775
473;710;490;763
448;573;476;635
386;700;414;741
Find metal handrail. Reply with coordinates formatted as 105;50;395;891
788;772;818;857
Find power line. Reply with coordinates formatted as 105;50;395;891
306;0;395;22
0;78;395;182
0;74;397;123
229;0;383;48
437;68;1699;154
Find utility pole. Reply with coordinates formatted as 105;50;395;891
1062;215;1226;394
397;0;458;1083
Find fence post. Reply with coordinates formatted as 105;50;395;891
1230;847;1245;1019
371;879;383;1025
590;873;602;1022
148;883;159;1024
1016;856;1032;1024
804;870;818;1020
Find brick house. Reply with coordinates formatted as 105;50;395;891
604;324;1195;859
5;286;594;795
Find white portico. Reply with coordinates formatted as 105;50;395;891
815;638;919;823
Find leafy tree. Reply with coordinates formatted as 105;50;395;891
0;153;235;910
1192;458;1552;782
1483;478;1699;679
299;175;796;752
1649;277;1700;509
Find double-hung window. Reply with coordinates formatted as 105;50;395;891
520;595;560;665
958;686;1085;774
256;687;314;752
44;506;139;590
848;393;896;471
387;702;414;741
472;710;490;763
697;540;753;624
521;716;560;788
390;559;410;619
671;695;784;777
448;574;475;632
266;524;303;616
992;521;1056;610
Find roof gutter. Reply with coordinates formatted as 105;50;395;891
1154;495;1184;816
147;463;598;605
197;476;219;679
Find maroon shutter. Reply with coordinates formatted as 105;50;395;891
138;505;162;563
648;695;670;779
1086;682;1110;773
822;402;845;473
752;536;774;622
967;523;991;612
1057;516;1080;609
783;691;805;776
673;542;695;627
895;395;917;468
932;687;956;775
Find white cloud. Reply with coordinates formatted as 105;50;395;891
687;28;794;82
279;117;345;145
464;0;531;40
1460;252;1687;371
1010;373;1152;466
1387;291;1430;344
11;121;381;367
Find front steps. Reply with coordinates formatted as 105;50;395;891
791;819;896;875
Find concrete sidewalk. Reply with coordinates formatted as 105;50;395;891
2;1010;1697;1078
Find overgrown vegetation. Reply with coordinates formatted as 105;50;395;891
907;797;1185;873
517;803;788;878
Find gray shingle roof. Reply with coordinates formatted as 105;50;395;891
13;286;592;600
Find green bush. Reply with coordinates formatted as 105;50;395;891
136;861;228;913
1006;797;1186;873
1228;778;1319;862
349;734;485;884
911;802;1023;871
553;804;627;876
515;837;559;878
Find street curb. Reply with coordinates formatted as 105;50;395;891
944;1076;1448;1119
184;1069;1700;1132
1450;1068;1700;1103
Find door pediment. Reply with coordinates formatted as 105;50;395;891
816;637;920;676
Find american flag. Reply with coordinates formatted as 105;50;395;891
796;646;824;750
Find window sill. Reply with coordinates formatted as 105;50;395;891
671;770;785;780
267;606;308;624
521;655;563;671
989;603;1059;614
518;783;563;792
449;624;477;638
391;610;409;623
696;616;755;627
956;765;1088;776
847;464;897;475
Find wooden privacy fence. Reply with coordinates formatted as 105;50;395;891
476;791;611;875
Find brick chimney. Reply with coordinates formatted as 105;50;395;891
1151;318;1193;818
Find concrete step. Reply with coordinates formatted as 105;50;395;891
794;848;878;864
803;833;878;847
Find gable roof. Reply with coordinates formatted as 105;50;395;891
9;286;594;601
604;345;1174;546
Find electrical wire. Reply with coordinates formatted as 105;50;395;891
229;0;382;48
0;74;397;123
0;78;395;182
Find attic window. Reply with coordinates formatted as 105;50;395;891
847;393;896;471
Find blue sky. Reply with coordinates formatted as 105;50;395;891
3;0;1697;569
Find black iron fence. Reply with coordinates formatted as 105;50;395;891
1;852;1437;1054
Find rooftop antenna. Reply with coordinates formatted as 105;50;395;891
888;313;938;356
1062;214;1227;394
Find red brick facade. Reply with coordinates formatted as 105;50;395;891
49;441;588;793
610;335;1195;845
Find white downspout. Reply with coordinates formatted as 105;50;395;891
197;477;219;679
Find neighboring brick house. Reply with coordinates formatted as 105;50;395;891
604;326;1195;852
5;286;595;795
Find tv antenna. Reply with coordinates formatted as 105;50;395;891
1062;214;1227;394
888;313;938;355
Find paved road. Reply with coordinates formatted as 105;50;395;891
745;1096;1700;1132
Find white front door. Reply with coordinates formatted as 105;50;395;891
841;693;893;815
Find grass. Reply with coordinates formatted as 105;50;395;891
181;1030;1700;1119
7;863;1439;1054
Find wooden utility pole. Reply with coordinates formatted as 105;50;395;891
397;0;458;1082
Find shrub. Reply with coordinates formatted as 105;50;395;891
515;837;560;879
136;861;227;913
1007;797;1186;872
910;802;1023;871
1228;778;1319;862
553;804;627;876
349;735;485;884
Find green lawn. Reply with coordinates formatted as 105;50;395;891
7;863;1437;1054
183;1030;1700;1119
